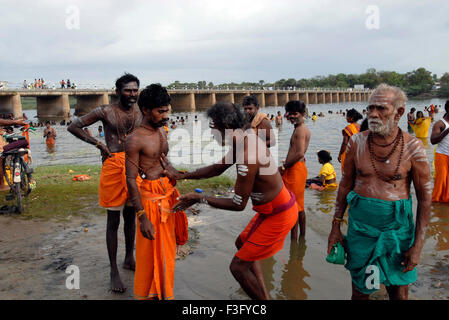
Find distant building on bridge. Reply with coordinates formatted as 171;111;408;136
0;81;8;89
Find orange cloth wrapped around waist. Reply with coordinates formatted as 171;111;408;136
432;153;449;203
99;152;142;209
236;185;298;262
282;161;307;212
46;137;55;146
134;177;181;300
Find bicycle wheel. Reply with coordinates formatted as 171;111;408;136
19;157;31;196
14;182;23;213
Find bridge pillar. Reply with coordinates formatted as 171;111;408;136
317;92;325;104
215;93;234;104
37;93;70;121
345;92;351;102
170;93;195;112
308;92;318;104
288;92;299;102
234;92;250;105
0;93;23;119
325;92;332;104
264;93;277;107
332;92;339;103
277;92;288;106
195;93;216;110
250;92;265;107
75;93;109;116
339;92;345;103
299;92;308;105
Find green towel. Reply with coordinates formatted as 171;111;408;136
326;240;346;265
345;191;417;294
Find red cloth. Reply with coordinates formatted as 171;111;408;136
432;152;449;203
235;185;298;262
134;177;182;300
282;161;307;211
99;152;142;208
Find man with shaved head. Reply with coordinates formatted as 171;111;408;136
327;83;431;300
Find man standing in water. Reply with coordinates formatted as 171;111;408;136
280;101;310;238
67;73;142;293
125;84;182;300
328;84;431;300
242;95;275;148
43;121;57;148
275;111;283;127
407;108;416;133
170;102;297;300
430;100;449;202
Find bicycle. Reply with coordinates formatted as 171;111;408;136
1;132;34;214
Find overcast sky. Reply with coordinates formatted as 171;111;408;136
1;0;448;87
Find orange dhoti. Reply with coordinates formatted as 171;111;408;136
282;161;307;212
134;177;182;300
432;153;449;203
99;152;142;209
236;185;298;261
46;137;55;147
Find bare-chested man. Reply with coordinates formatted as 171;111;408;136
67;73;143;293
168;102;297;300
327;84;431;300
43;121;56;148
280;101;310;239
430;100;449;202
242;95;275;148
125;84;180;300
407;108;416;133
275;111;283;127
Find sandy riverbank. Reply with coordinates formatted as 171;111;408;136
1;200;446;300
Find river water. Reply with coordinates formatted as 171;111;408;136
22;98;449;299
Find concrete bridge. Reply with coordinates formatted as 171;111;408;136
0;88;372;120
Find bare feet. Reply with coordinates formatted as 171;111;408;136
110;271;126;293
123;256;135;271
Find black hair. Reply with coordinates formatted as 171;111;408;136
45;121;51;125
207;102;246;129
317;150;332;163
416;111;424;118
242;95;259;107
285;100;306;114
360;118;369;131
137;84;171;112
410;107;416;112
346;108;363;122
445;100;449;113
115;73;140;91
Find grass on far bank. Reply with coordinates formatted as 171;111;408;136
0;164;234;220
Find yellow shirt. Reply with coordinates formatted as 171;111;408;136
319;163;338;188
411;118;431;138
312;115;317;121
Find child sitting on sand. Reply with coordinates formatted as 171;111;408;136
305;150;338;191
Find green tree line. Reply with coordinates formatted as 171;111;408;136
167;67;449;98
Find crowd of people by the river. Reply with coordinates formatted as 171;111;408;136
22;78;77;90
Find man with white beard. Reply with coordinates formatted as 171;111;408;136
327;83;431;300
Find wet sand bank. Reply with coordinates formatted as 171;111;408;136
1;199;446;300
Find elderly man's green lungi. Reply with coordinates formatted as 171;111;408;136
345;191;417;294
